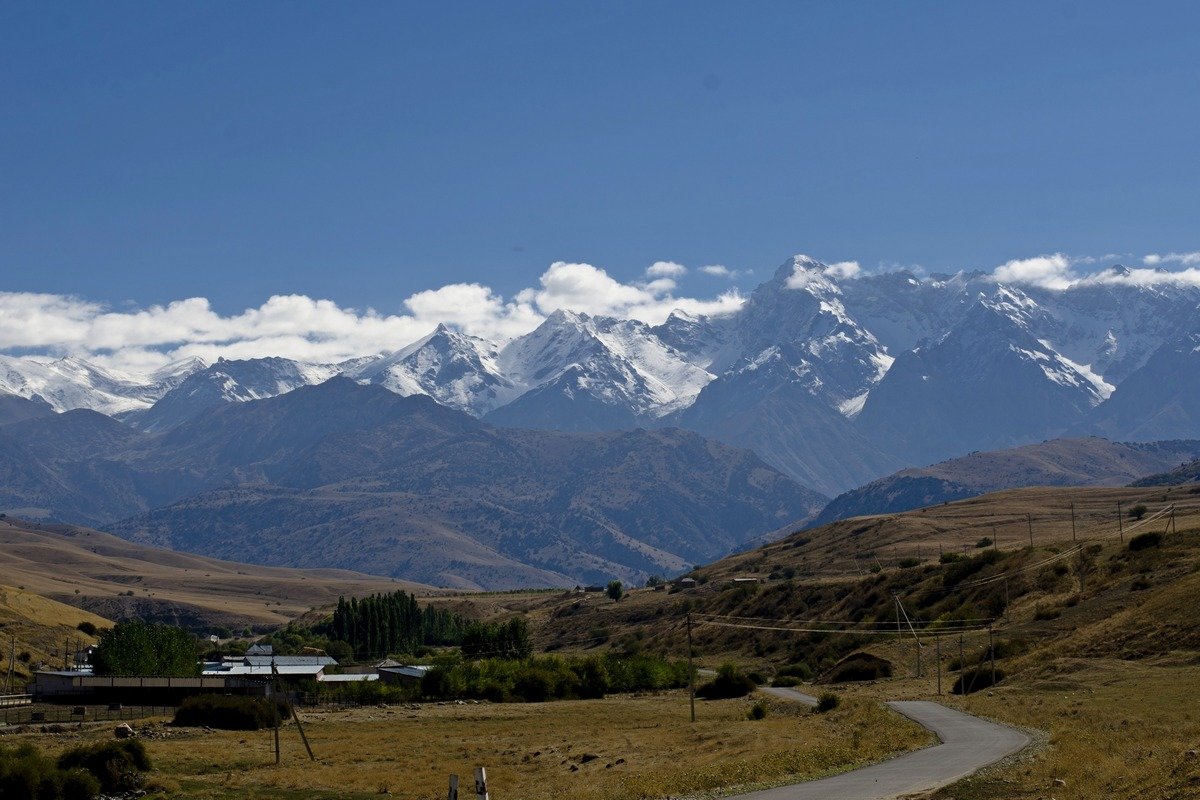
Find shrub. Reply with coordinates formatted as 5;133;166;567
943;549;1000;587
1128;504;1148;520
57;741;150;795
776;662;813;681
1033;604;1061;621
952;667;1006;695
771;675;800;687
815;692;839;712
1129;531;1163;552
75;622;97;637
824;652;892;683
173;695;288;730
975;537;993;548
747;701;768;720
606;580;624;601
898;557;920;568
1;743;102;800
939;552;963;564
696;663;757;700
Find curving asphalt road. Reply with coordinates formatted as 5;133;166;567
731;690;1029;800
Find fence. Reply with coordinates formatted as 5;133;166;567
2;704;175;727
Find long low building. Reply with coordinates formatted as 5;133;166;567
30;671;269;704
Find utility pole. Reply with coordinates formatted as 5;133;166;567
1004;579;1010;621
1070;501;1077;542
1117;501;1124;543
992;525;999;552
63;636;69;671
988;624;996;687
936;635;942;696
959;633;965;690
686;612;696;723
5;633;15;695
1027;514;1034;548
271;658;281;765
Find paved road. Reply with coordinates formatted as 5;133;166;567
731;695;1029;800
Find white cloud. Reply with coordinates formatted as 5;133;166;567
823;260;862;280
991;253;1077;290
991;251;1200;290
645;261;687;278
0;261;746;375
1143;251;1200;267
699;264;752;280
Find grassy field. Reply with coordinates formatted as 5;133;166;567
0;517;421;630
13;691;929;800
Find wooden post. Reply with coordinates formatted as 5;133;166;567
936;635;942;696
989;624;996;687
448;774;459;800
5;634;14;695
686;612;696;723
270;679;280;765
1117;501;1124;543
1070;501;1077;542
272;663;315;761
474;766;489;800
1027;514;1034;548
959;633;964;690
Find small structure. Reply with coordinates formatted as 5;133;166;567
675;577;697;589
377;665;433;686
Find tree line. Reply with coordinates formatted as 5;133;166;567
328;590;467;660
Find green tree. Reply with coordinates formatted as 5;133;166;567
606;580;624;602
91;620;199;677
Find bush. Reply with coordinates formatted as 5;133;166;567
815;692;839;712
771;675;800;687
695;663;757;700
57;741;150;795
776;662;813;681
173;695;288;730
1033;604;1061;620
1;743;102;800
975;537;993;548
747;701;768;720
606;580;624;601
824;652;892;683
939;552;963;564
1128;504;1148;520
75;622;97;637
952;667;1006;695
898;557;920;568
1129;531;1163;552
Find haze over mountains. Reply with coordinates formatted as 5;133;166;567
0;379;818;589
4;254;1200;588
5;255;1200;497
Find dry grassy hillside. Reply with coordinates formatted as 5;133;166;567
0;585;111;688
0;516;425;634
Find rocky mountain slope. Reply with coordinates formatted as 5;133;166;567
0;379;823;589
811;437;1200;527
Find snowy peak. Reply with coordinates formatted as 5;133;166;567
494;309;714;424
354;325;516;416
136;356;341;432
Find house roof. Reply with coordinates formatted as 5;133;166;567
317;673;379;682
202;664;326;677
243;655;337;667
378;665;433;679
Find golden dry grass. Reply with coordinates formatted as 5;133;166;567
0;517;422;628
0;584;110;682
16;691;929;800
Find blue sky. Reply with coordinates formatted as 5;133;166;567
1;1;1198;345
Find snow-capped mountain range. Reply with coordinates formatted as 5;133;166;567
5;255;1200;497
